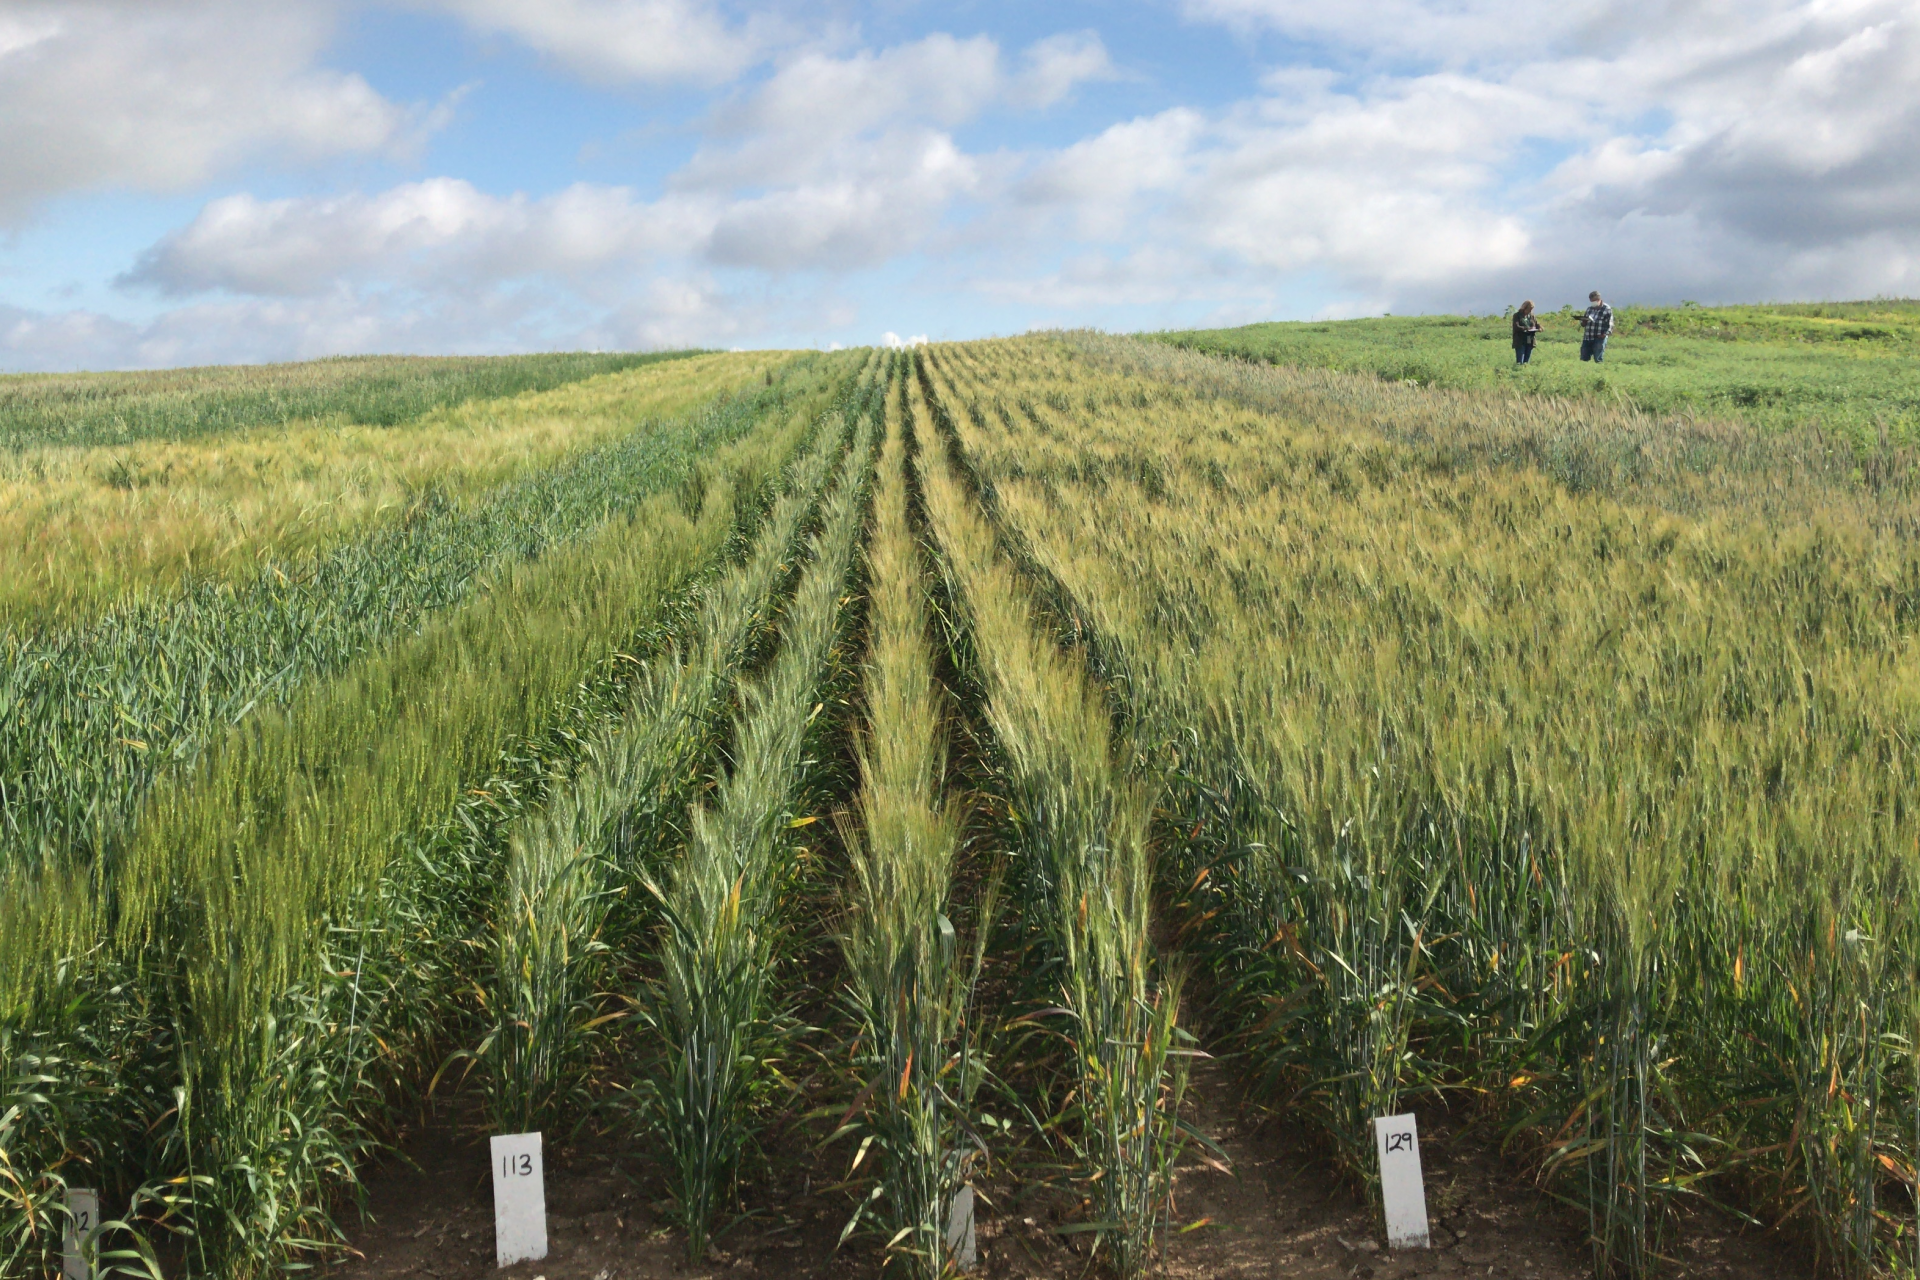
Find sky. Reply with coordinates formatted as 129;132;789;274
2;0;1918;370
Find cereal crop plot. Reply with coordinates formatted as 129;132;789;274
834;357;978;1279
0;351;788;630
0;350;859;1278
923;333;1920;1279
0;349;701;451
8;330;1910;1280
0;354;799;879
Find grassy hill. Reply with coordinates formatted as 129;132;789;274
1154;300;1920;445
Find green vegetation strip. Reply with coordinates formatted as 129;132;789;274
0;365;819;878
483;368;859;1135
645;355;882;1262
0;350;701;451
1154;300;1920;442
915;349;1185;1279
835;357;982;1279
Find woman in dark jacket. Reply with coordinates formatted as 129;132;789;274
1512;300;1541;364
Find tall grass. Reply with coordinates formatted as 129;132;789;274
927;334;1920;1277
837;357;990;1277
0;350;704;451
484;374;857;1135
911;350;1185;1278
0;358;855;1277
643;356;883;1260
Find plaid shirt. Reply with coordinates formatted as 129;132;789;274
1583;303;1614;341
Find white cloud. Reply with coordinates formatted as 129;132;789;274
976;0;1920;313
687;32;1112;188
426;0;760;85
706;34;1000;144
2;269;777;371
0;1;425;224
668;31;1104;271
702;131;984;271
1009;31;1117;109
881;331;927;348
122;179;700;296
1191;73;1535;284
1016;110;1206;239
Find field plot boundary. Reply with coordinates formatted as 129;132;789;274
915;334;1917;1279
0;353;866;1278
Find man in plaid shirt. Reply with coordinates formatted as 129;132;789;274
1580;291;1614;362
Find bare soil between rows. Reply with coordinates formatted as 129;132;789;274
323;1062;1800;1280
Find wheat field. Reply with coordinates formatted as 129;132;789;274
3;333;1914;1279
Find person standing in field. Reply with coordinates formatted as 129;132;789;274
1580;291;1614;362
1511;301;1542;364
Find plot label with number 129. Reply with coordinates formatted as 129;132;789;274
489;1132;548;1268
1373;1114;1430;1249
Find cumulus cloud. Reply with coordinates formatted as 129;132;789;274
0;0;426;224
121;179;700;296
1009;32;1118;109
965;0;1920;315
2;270;780;371
701;131;986;271
667;31;1107;271
110;26;1115;305
426;0;760;85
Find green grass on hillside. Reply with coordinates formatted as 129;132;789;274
1155;300;1920;444
0;350;702;450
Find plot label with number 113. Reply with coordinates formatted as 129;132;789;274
489;1132;548;1268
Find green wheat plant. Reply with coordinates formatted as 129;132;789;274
0;361;807;885
836;357;995;1277
642;358;882;1261
912;351;1187;1278
484;382;852;1134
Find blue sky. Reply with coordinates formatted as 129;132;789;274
3;0;1918;369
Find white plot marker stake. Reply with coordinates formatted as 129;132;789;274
63;1187;99;1280
947;1184;977;1270
1373;1114;1430;1249
490;1132;548;1269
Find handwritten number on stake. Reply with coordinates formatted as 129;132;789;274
1372;1115;1431;1249
63;1188;100;1280
489;1133;549;1268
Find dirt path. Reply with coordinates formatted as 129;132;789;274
326;1062;1799;1280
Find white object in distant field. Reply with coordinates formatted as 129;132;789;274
1372;1114;1430;1249
63;1187;99;1280
490;1132;548;1268
947;1184;977;1270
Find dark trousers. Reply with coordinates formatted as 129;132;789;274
1514;344;1533;364
1580;336;1608;361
